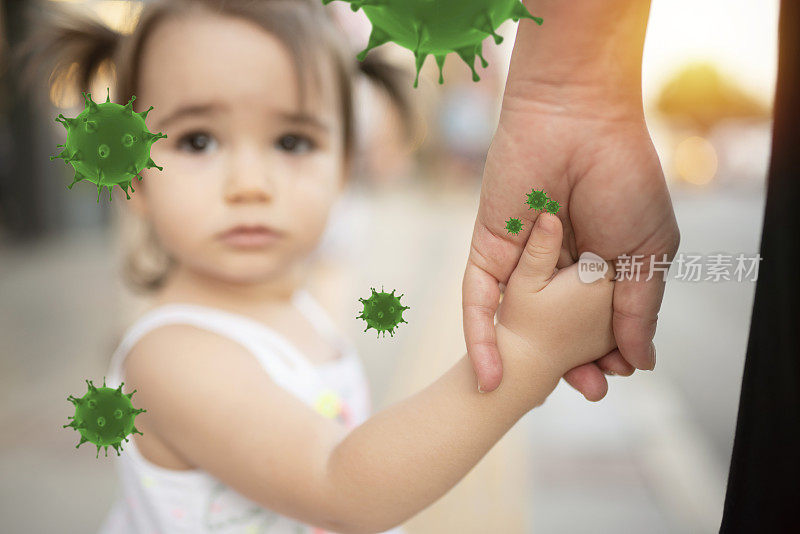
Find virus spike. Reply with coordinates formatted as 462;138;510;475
413;51;428;88
456;46;480;82
511;2;543;24
66;150;82;164
76;435;89;448
434;54;447;84
86;379;97;392
50;148;69;162
132;426;143;436
83;92;99;114
118;183;131;200
357;26;391;62
138;105;154;121
125;388;138;400
105;87;111;103
411;23;429;89
123;99;136;117
145;158;163;171
55;114;78;129
476;42;489;69
85;120;98;134
145;131;168;143
66;170;84;189
475;12;503;44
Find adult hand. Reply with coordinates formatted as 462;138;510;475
463;0;680;397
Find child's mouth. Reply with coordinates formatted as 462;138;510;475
218;225;284;249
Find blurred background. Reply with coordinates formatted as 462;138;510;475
0;0;778;532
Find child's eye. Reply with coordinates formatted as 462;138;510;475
276;134;315;153
177;132;218;153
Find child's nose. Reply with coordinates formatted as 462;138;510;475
224;146;276;203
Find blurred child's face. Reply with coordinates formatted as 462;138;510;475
131;12;346;285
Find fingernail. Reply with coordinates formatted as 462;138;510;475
603;369;616;376
649;342;657;370
477;384;484;393
537;214;556;235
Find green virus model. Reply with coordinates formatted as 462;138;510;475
63;378;146;458
505;217;523;235
51;88;166;202
525;187;549;211
322;0;543;87
544;199;561;214
357;286;410;338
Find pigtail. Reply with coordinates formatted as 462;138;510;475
356;51;420;144
12;1;122;102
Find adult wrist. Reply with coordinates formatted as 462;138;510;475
506;0;651;116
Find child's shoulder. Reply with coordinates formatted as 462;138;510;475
123;322;258;387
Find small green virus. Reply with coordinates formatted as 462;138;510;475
544;199;561;214
357;286;410;338
51;88;167;202
505;217;523;235
525;188;550;211
63;378;146;458
322;0;543;87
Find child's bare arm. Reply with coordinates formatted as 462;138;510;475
124;214;614;534
124;323;549;533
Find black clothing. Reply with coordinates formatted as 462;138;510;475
719;2;800;532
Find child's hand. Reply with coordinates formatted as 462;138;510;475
496;213;616;395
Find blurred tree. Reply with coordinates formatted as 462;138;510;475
657;62;770;133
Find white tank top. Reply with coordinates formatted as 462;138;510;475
98;289;403;534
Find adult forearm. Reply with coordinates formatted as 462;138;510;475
323;332;557;533
511;0;651;110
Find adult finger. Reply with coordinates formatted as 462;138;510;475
596;349;636;377
611;272;665;371
563;362;609;402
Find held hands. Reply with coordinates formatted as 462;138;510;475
463;1;679;398
494;213;616;404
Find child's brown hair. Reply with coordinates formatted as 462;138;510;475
16;0;417;292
